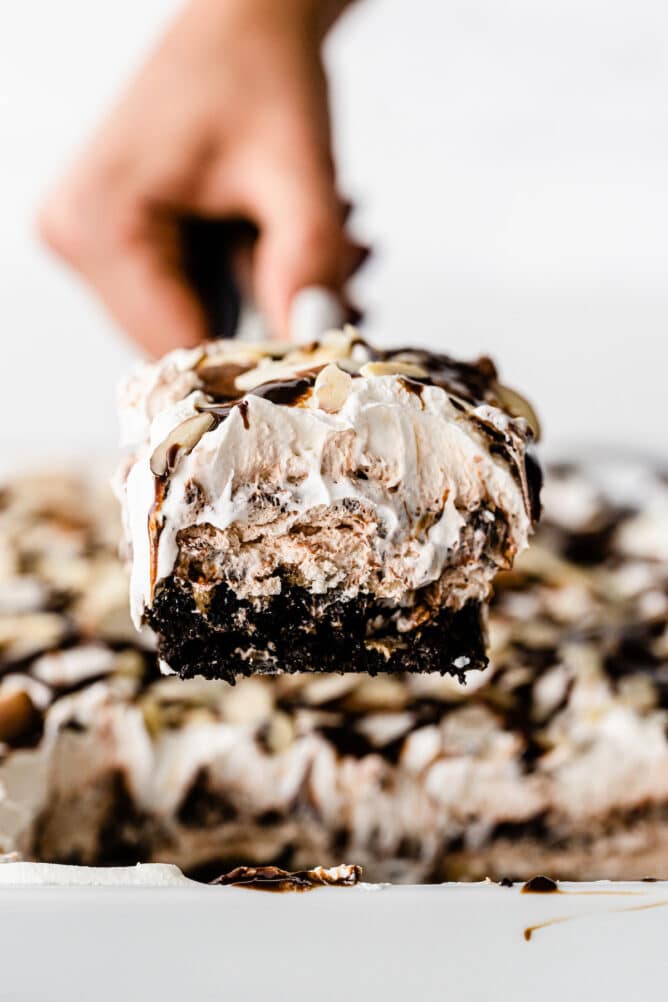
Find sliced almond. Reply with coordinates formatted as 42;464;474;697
313;363;353;412
343;676;408;712
263;710;295;753
360;360;429;379
150;413;215;478
495;384;541;441
201;341;292;365
232;330;360;393
223;678;273;725
0;613;67;661
32;644;114;687
235;361;302;393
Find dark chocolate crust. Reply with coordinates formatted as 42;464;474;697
147;577;487;683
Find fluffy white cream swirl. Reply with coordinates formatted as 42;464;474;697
116;335;534;627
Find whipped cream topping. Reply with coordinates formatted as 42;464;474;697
0;858;371;890
116;330;536;626
0;860;195;887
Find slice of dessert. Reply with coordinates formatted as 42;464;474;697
116;329;540;682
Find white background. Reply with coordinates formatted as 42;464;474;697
1;0;666;458
2;880;668;1002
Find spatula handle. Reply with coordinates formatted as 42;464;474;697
181;217;257;339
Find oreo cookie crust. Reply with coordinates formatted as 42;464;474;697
147;576;488;682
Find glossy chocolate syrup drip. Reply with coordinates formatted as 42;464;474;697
366;341;499;404
398;376;426;404
197;335;512;429
237;399;250;430
522;875;559;893
211;864;362;892
468;413;528;501
198;371;320;427
147;478;168;600
197;362;254;399
524;451;544;523
251;373;318;405
362;341;541;516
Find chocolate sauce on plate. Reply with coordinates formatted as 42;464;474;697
211;864;362;893
522;875;559;894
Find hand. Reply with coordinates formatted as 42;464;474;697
38;0;362;354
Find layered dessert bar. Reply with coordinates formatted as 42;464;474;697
115;329;540;682
1;460;667;882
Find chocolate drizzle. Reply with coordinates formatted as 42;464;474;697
197;362;253;400
524;916;569;941
148;477;168;601
197;371;319;428
250;373;317;406
398;377;426;405
197;337;502;412
238;399;250;431
522;875;559;894
468;413;535;517
211;864;362;892
524;451;543;523
367;342;499;404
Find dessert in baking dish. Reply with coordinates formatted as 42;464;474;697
3;460;667;881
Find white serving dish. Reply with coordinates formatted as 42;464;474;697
0;866;665;1001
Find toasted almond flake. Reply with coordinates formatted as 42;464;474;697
150;413;215;478
495;384;541;440
264;711;295;753
313;363;353;412
360;360;429;379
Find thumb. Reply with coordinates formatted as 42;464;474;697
252;168;353;338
